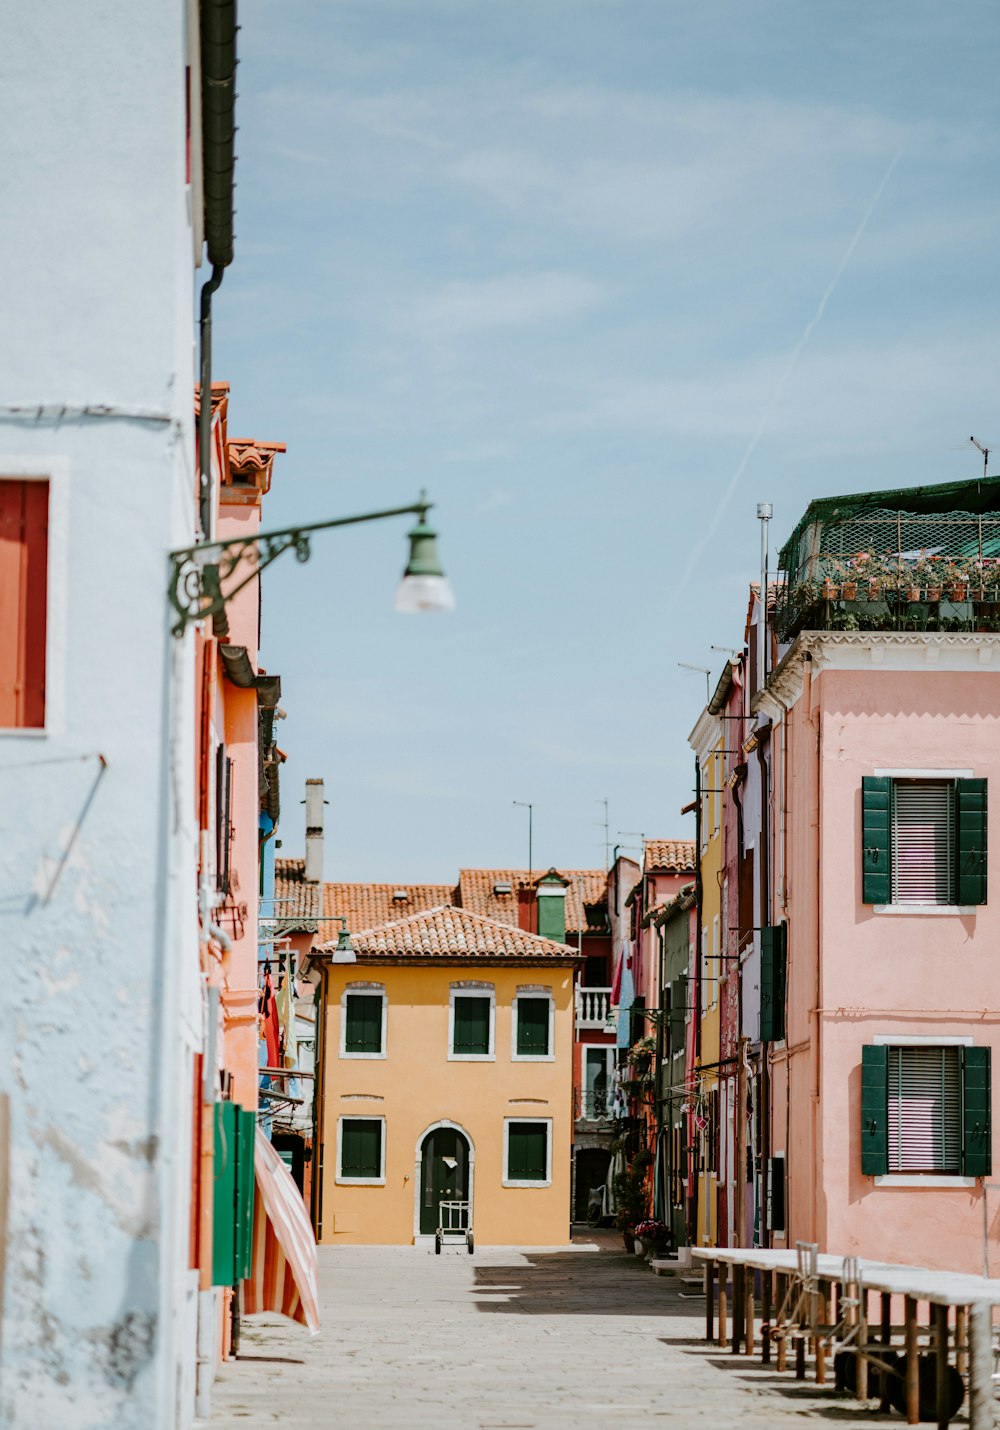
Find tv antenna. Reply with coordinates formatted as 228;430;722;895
971;436;990;482
677;662;712;701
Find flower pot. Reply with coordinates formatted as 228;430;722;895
906;585;921;603
926;586;942;602
820;579;840;600
842;580;858;601
949;582;967;602
633;1239;645;1256
866;581;881;600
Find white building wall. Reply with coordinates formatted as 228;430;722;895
0;2;201;1425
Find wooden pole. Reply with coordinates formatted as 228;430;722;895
880;1292;893;1413
761;1270;772;1365
719;1274;729;1349
705;1260;715;1342
967;1301;996;1430
776;1273;788;1372
815;1284;827;1385
934;1304;949;1430
956;1305;968;1377
732;1263;745;1354
905;1296;920;1426
745;1270;755;1356
857;1288;869;1401
795;1334;806;1380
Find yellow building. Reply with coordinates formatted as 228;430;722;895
689;697;726;1247
310;905;580;1247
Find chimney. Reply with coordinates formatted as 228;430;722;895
304;778;324;883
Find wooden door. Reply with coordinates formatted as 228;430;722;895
419;1127;469;1234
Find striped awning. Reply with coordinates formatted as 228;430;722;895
242;1134;320;1334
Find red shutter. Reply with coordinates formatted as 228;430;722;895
0;480;48;728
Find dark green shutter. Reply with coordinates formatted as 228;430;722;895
212;1102;237;1286
862;776;892;904
508;1122;548;1181
516;998;549;1056
861;1044;889;1176
453;995;491;1054
342;1118;382;1178
956;779;988;906
629;995;646;1046
668;978;686;1056
346;993;383;1053
234;1109;255;1280
963;1046;992;1177
760;923;786;1042
768;1156;785;1233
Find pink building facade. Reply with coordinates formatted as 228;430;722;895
759;632;997;1274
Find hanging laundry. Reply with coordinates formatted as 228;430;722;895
275;971;297;1069
261;970;281;1068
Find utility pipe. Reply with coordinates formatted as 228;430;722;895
198;265;224;541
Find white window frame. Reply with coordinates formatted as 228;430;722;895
711;915;719;1009
872;1033;975;1188
580;1042;615;1119
502;1116;553;1188
448;981;495;1062
340;981;387;1060
335;1114;386;1185
871;768;978;915
0;459;69;738
512;986;555;1062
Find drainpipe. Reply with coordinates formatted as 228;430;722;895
198;265;224;540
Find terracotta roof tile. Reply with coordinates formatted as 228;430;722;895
643;839;696;873
457;868;606;934
273;858;321;925
316;905;580;962
322;882;457;940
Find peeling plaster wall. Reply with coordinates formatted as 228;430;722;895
0;1;200;1425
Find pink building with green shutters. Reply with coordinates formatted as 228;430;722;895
753;477;1000;1275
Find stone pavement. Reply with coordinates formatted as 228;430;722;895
205;1235;921;1429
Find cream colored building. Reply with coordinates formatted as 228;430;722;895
310;905;580;1247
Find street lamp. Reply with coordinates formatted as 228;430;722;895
168;491;454;637
329;917;357;965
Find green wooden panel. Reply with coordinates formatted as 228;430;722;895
212;1101;237;1286
536;886;566;944
629;995;646;1047
956;778;988;906
669;978;686;1056
516;997;549;1056
861;1044;889;1176
760;923;786;1042
862;776;892;904
234;1109;255;1282
963;1046;992;1177
507;1122;548;1181
345;993;383;1053
419;1127;469;1233
453;995;491;1055
342;1118;382;1179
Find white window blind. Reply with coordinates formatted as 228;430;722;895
887;1045;961;1173
890;779;954;904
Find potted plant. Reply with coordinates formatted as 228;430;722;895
913;554;943;601
634;1218;672;1259
848;550;890;599
941;558;970;601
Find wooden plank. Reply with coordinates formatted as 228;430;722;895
718;1274;728;1349
732;1263;744;1354
934;1304;949;1430
880;1292;893;1413
705;1260;715;1342
905;1296;919;1426
761;1271;772;1365
857;1288;869;1400
776;1273;787;1372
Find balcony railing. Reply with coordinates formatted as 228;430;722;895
576;986;611;1030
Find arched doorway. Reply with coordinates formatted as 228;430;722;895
415;1122;473;1237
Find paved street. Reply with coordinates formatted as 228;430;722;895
207;1236;900;1429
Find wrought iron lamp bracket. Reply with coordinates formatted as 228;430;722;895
167;497;430;637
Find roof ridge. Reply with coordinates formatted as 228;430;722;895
318;901;578;954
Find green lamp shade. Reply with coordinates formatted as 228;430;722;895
394;515;455;613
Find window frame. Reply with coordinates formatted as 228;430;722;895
340;982;387;1060
580;1042;615;1118
0;461;68;739
512;987;555;1062
336;1114;386;1185
502;1116;552;1188
871;768;977;914
448;982;495;1062
871;1034;976;1188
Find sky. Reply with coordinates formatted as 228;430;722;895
216;0;1000;882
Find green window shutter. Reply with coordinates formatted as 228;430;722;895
963;1046;992;1177
234;1109;256;1281
507;1122;548;1181
629;995;646;1046
956;778;988;906
516;998;549;1056
212;1101;238;1286
862;776;892;904
669;978;686;1056
760;923;787;1042
345;993;383;1053
861;1044;889;1176
453;995;491;1054
341;1118;382;1179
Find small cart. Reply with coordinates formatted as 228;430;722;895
435;1199;474;1255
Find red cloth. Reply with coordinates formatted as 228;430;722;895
610;942;625;1005
262;972;281;1068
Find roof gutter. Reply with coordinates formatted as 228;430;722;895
198;0;237;541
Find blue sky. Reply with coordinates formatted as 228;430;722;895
217;0;1000;881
